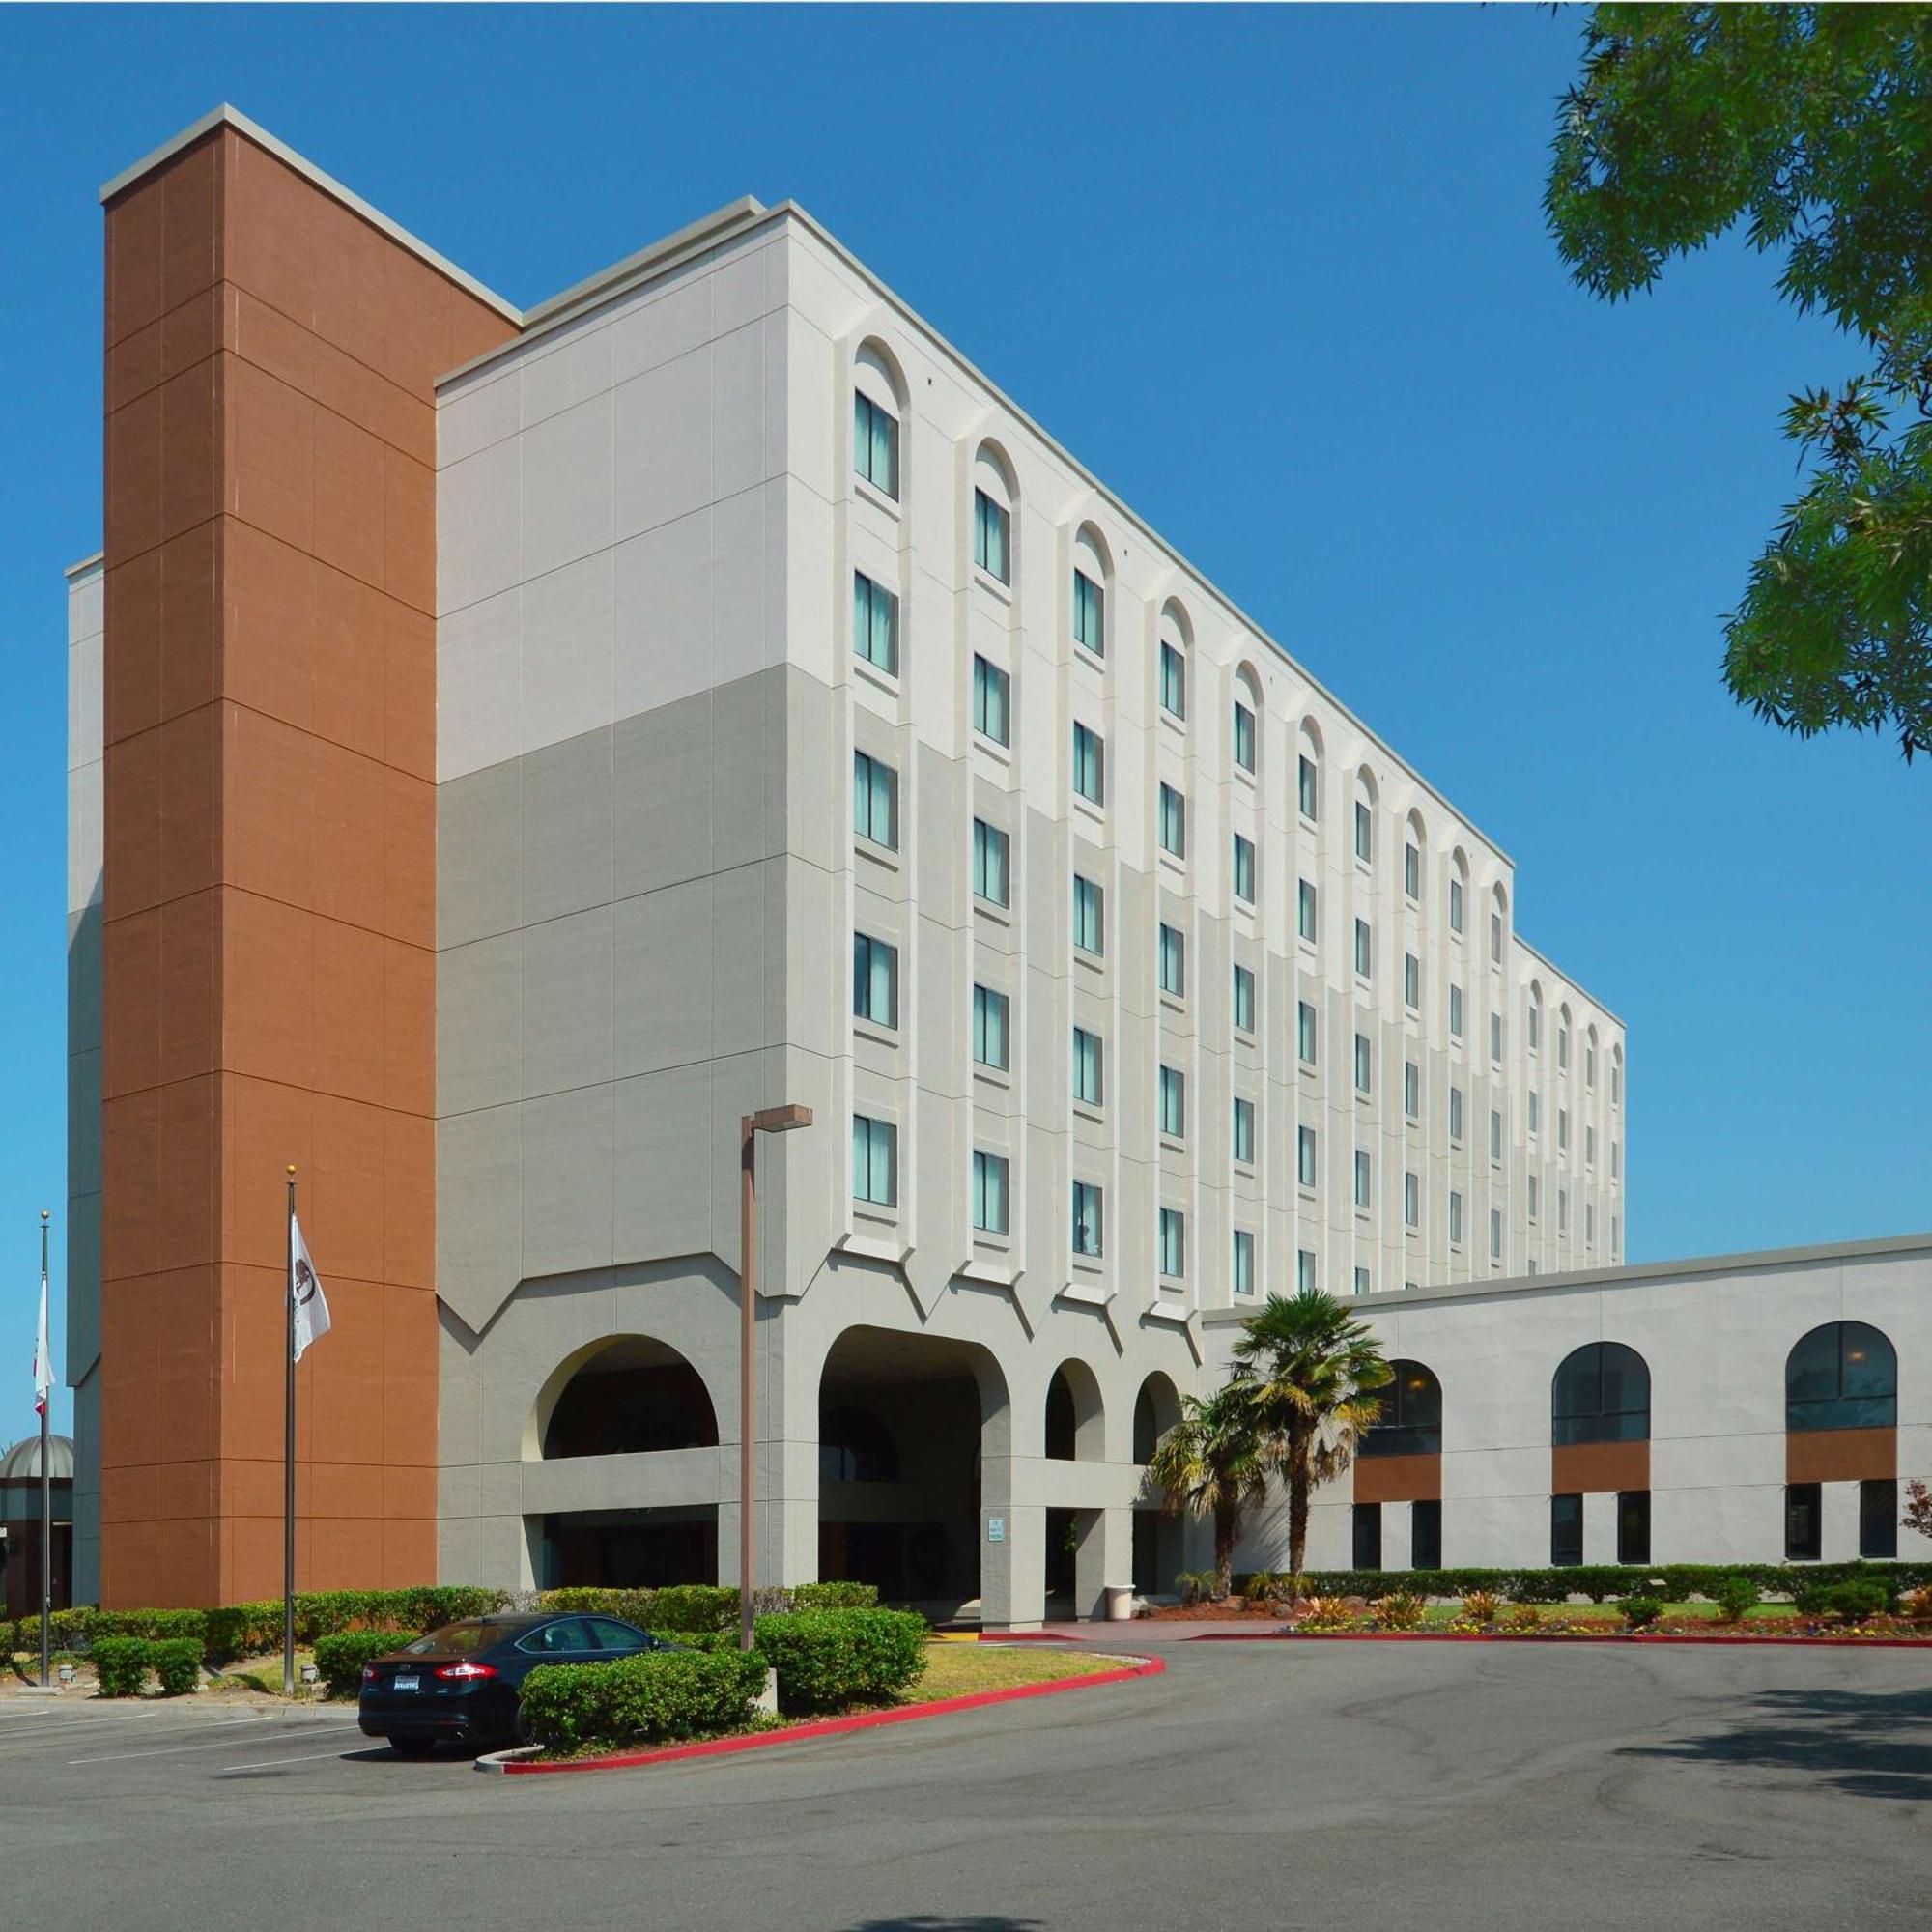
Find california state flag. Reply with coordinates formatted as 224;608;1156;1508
290;1213;332;1363
32;1281;52;1417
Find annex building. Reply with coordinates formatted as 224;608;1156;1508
64;108;1921;1625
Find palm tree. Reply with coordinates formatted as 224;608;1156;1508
1233;1288;1393;1577
1144;1381;1270;1602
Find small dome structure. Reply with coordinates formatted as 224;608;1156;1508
0;1435;74;1481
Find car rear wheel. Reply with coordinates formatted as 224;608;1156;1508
390;1737;436;1756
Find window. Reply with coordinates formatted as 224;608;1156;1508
1558;1025;1570;1072
1295;997;1315;1064
1158;782;1186;858
1490;1012;1502;1063
853;932;898;1027
1404;840;1421;900
853;571;899;676
1354;918;1372;978
1297;753;1319;820
972;1151;1009;1236
1786;1321;1897;1433
1233;1096;1255;1164
1449;876;1464;934
1159;1208;1185;1278
1586;1203;1596;1247
1404;952;1420;1009
1158;1065;1185;1139
1489;1207;1502;1262
1353;1265;1371;1297
1558;1108;1569;1153
1072;1027;1103;1107
1072;875;1104;955
1617;1491;1651;1565
1449;1087;1464;1143
1490;909;1503;965
1236;965;1258;1036
852;1114;896;1206
1586;1124;1597;1166
972;654;1011;746
1612;1059;1622;1106
1448;1190;1463;1245
1550;1492;1584;1568
1404;1170;1420;1229
1528;1003;1542;1052
854;391;898;497
1861;1478;1898;1559
1449;984;1464;1037
973;488;1010;583
1234;700;1257;774
1234;835;1258;905
1233;1229;1256;1296
1352;1502;1382;1572
1297;1125;1318;1189
1354;799;1372;864
1072;723;1105;805
1411;1498;1442;1571
1158;923;1185;998
1553;1342;1651;1445
1354;1032;1372;1095
1361;1360;1442;1457
1404;1059;1420;1120
853;750;898;849
1489;1107;1502;1162
1785;1482;1822;1562
1072;568;1105;655
1297;1248;1318;1292
1586;1041;1598;1089
1297;878;1317;942
1612;1141;1620;1179
973;818;1010;906
1528;1174;1540;1219
1528;1090;1540;1135
1558;1188;1569;1235
1353;1149;1372;1209
973;984;1010;1071
1072;1181;1104;1259
1159;641;1185;718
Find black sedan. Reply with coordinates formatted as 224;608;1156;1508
358;1612;683;1753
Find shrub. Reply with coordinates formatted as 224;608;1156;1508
93;1636;150;1697
647;1630;740;1654
1462;1591;1499;1627
1374;1591;1426;1632
1297;1596;1353;1631
1619;1596;1664;1630
204;1602;283;1662
314;1630;414;1699
1900;1585;1932;1623
1819;1576;1893;1624
1503;1605;1543;1632
1174;1571;1213;1608
1711;1574;1758;1624
520;1650;771;1752
789;1582;880;1612
150;1638;204;1696
1243;1571;1280;1605
648;1585;742;1633
751;1608;928;1712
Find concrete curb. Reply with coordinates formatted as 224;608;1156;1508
1189;1629;1932;1648
492;1652;1165;1776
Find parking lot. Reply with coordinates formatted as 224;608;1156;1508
1;1637;1925;1931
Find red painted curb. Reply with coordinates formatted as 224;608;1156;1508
503;1653;1166;1775
1189;1629;1932;1648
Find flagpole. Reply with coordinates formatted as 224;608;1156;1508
39;1209;51;1691
283;1167;297;1700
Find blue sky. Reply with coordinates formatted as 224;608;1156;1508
4;5;1928;1440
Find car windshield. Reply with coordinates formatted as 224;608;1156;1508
403;1621;502;1656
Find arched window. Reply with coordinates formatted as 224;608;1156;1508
1404;810;1427;902
1490;884;1508;970
1045;1360;1104;1461
1551;1343;1650;1445
1786;1322;1896;1433
1072;524;1110;658
1527;982;1544;1055
1448;850;1469;939
1296;720;1322;823
1558;1004;1574;1075
973;443;1016;586
1156;601;1190;721
540;1338;721;1460
1133;1373;1181;1463
853;341;904;501
1353;768;1378;867
1232;666;1263;777
1359;1360;1442;1457
819;1406;901;1484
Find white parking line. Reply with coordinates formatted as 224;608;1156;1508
215;1744;366;1775
73;1722;364;1765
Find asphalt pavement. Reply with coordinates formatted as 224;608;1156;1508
0;1636;1924;1931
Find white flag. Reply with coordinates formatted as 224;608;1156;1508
291;1213;332;1363
32;1280;52;1417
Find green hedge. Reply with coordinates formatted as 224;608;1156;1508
313;1630;415;1698
750;1608;929;1713
150;1637;204;1696
520;1650;772;1753
537;1581;879;1632
93;1636;150;1698
1234;1560;1932;1605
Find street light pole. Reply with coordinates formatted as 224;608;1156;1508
738;1103;812;1653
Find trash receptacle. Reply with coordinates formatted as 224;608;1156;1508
1104;1585;1136;1622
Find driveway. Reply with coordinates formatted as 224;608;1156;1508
0;1640;1923;1930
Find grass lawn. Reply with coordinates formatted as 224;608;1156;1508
909;1643;1138;1698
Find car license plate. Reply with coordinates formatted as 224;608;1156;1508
393;1674;419;1692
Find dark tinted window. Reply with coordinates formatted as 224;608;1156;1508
1616;1490;1651;1565
1358;1361;1442;1458
1552;1343;1650;1445
1786;1322;1897;1433
406;1621;500;1656
516;1618;599;1656
1785;1482;1823;1561
1860;1479;1898;1560
1551;1492;1583;1567
1410;1498;1442;1571
1352;1502;1382;1572
586;1619;653;1653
